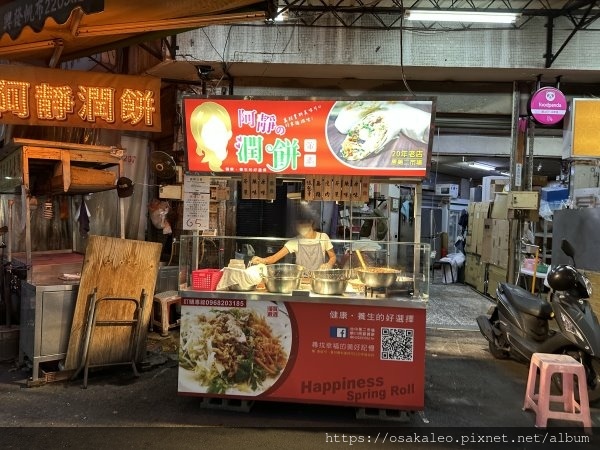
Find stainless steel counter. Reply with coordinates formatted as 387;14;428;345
179;288;427;310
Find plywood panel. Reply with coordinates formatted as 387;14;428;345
64;236;162;370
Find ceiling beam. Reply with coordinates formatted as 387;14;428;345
75;12;266;37
545;0;597;67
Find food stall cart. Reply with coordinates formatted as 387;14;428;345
177;97;436;413
0;139;125;381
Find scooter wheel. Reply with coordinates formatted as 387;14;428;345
488;340;509;359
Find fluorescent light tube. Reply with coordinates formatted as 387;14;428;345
405;10;520;24
469;162;496;171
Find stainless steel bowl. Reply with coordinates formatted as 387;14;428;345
228;284;256;291
264;276;301;293
311;277;348;295
356;268;401;288
310;268;354;280
266;263;303;278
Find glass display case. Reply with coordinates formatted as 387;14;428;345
178;235;430;301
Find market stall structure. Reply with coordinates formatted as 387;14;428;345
176;96;437;415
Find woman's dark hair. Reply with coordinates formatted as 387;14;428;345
296;209;318;226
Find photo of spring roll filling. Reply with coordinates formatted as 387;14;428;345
340;109;403;161
334;101;381;134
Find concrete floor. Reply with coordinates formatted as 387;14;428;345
0;282;598;449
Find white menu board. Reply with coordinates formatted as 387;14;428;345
183;192;210;230
183;175;211;193
183;174;211;231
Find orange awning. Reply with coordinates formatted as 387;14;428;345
0;0;271;64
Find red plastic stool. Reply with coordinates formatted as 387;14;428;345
523;353;592;432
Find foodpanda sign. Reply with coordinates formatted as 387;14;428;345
529;87;567;126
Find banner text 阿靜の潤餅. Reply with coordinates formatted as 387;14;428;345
183;98;435;177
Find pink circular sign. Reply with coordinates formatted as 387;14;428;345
529;87;567;126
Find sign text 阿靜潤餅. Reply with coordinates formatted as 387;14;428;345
183;98;435;177
0;65;161;132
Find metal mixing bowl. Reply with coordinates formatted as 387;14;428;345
311;277;349;295
310;268;354;280
228;284;256;291
266;263;303;277
264;275;301;293
356;268;401;288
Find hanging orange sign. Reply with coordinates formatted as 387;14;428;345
0;65;161;132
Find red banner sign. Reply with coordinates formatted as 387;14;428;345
178;298;425;409
183;98;435;177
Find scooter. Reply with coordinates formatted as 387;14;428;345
477;239;600;402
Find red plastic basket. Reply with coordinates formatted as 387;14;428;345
191;269;223;291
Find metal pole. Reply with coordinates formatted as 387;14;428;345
413;183;422;298
508;83;521;284
527;119;535;191
509;82;521;191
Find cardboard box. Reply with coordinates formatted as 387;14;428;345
480;219;494;264
532;175;549;187
481;219;510;268
582;270;600;317
491;178;509;195
466;202;477;253
465;253;487;294
482;176;509;201
493;219;510;250
474;202;492;255
488;264;508;298
492;219;510;269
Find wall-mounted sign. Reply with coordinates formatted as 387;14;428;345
183;175;210;231
0;64;161;132
529;87;567;126
569;98;600;158
183;98;435;178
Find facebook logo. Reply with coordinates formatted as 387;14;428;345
330;327;348;338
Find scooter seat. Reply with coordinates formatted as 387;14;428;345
498;283;553;319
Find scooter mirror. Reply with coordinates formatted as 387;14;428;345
561;239;576;259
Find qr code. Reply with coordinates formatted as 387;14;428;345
381;327;414;362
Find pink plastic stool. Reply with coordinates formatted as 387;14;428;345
523;352;592;432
